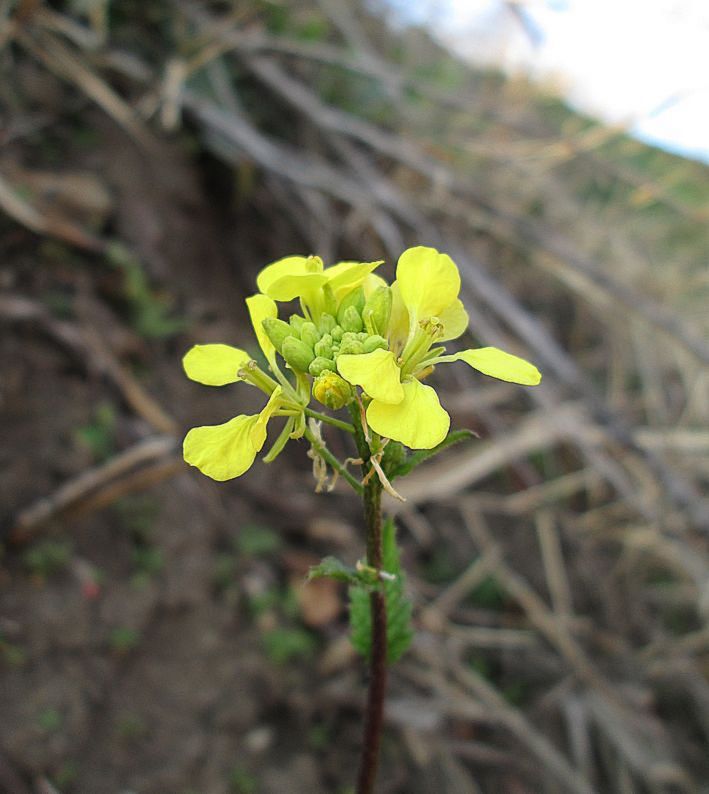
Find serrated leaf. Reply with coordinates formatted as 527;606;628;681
308;556;359;584
348;518;414;664
384;429;476;480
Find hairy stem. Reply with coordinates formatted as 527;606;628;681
350;403;387;794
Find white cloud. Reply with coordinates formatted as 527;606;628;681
397;0;709;163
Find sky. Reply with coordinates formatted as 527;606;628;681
384;0;709;163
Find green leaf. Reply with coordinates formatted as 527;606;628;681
349;519;414;664
384;429;476;480
308;556;359;585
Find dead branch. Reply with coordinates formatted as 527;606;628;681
8;435;178;544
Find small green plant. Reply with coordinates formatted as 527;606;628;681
76;402;116;462
107;243;186;338
115;712;148;741
262;627;317;666
213;552;237;592
108;627;140;654
467;573;507;610
234;524;281;557
22;540;72;580
0;638;26;667
38;708;63;733
114;494;160;541
181;247;541;793
229;765;258;794
52;760;78;789
246;587;282;617
308;722;331;751
132;546;164;577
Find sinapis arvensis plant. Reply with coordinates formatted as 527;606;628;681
182;246;540;793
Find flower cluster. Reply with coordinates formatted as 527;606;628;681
182;247;541;480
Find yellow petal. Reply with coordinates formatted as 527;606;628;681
439;299;469;342
183;414;265;481
367;379;450;449
336;349;404;404
396;246;461;321
182;344;250;386
363;273;388;297
325;260;383;300
183;387;283;481
246;293;278;366
440;347;541;385
387;280;409;353
256;255;326;301
258;385;284;425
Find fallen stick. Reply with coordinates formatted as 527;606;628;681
8;435;178;544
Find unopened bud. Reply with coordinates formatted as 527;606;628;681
262;317;292;352
319;313;336;334
305;255;323;272
314;334;334;359
337;287;365;324
309;356;336;377
362;334;388;354
282;336;315;371
340;305;363;333
300;321;320;349
338;337;364;356
289;315;306;334
331;325;344;342
312;371;353;410
321;283;337;316
362;286;392;336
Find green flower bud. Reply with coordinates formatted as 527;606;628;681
321;283;337;317
309;356;336;377
340;305;363;333
357;332;369;341
289;315;306;334
282;336;315;372
314;333;334;359
362;334;388;353
261;317;292;352
312;371;353;410
319;313;336;334
362;286;392;336
300;321;320;350
337;287;365;324
331;325;344;342
338;337;364;356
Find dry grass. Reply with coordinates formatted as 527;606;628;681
1;1;707;791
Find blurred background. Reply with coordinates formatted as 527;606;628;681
1;1;708;792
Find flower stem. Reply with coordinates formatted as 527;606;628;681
303;426;363;495
304;408;355;434
349;404;387;794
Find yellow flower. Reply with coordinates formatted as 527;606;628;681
183;386;284;481
183;245;541;479
256;254;383;319
181;295;307;481
336;246;541;450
